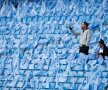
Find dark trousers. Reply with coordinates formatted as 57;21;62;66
79;45;89;55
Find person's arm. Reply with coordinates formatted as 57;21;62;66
86;30;91;46
68;25;80;36
97;52;104;56
104;46;108;57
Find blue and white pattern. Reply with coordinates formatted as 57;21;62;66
0;0;108;90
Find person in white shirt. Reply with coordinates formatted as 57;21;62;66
68;22;91;55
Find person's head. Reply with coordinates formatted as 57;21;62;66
98;39;104;48
81;22;89;30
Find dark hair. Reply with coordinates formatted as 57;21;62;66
83;22;89;27
98;39;104;45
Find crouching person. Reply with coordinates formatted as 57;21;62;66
97;39;108;59
96;39;108;66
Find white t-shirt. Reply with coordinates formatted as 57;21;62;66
99;48;103;53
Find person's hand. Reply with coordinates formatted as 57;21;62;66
97;52;101;55
97;52;100;55
67;24;71;29
68;24;71;28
